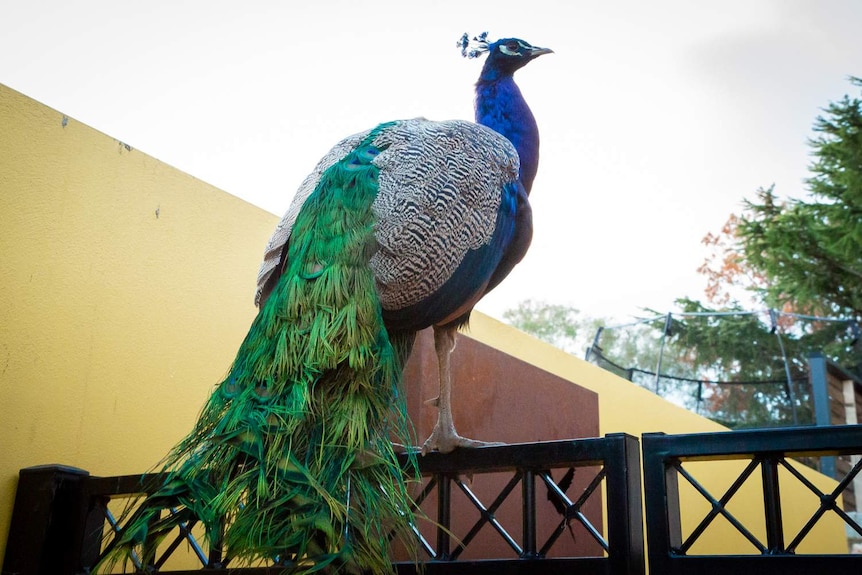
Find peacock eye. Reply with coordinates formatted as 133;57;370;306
499;41;521;56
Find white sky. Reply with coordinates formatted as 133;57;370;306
3;0;861;322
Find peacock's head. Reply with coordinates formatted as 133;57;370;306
458;32;553;81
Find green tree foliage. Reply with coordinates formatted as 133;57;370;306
696;76;862;372
503;300;703;410
665;299;824;428
738;76;862;319
501;299;585;354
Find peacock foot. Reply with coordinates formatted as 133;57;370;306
420;425;505;455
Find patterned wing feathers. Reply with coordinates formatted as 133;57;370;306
369;119;519;311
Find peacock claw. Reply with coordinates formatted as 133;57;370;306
420;426;505;455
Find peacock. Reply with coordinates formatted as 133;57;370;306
105;32;550;574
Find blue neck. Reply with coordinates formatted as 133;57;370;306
474;75;540;194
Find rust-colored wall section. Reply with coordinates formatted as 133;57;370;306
400;328;603;560
404;328;600;447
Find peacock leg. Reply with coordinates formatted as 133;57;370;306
421;324;502;454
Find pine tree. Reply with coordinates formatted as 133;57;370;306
738;77;862;318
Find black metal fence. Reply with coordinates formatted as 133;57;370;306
4;428;862;575
642;425;862;575
2;434;643;575
399;434;644;574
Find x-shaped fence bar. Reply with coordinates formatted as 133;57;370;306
672;457;765;554
539;466;609;555
781;455;862;551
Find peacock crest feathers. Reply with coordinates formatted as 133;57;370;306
458;31;490;59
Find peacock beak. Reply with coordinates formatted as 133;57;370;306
529;46;554;58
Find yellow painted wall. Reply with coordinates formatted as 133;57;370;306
0;83;846;566
0;84;278;564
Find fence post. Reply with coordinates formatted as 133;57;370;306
436;472;451;560
604;433;645;575
521;469;537;558
760;455;785;553
642;432;681;574
2;465;92;575
809;352;836;477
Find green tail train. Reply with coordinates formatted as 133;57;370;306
106;128;418;573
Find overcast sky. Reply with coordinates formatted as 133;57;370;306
3;0;861;322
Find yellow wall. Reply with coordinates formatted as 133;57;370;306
0;83;846;565
0;84;278;563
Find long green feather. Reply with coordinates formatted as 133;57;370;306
106;125;418;573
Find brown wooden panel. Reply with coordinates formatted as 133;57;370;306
827;375;846;425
